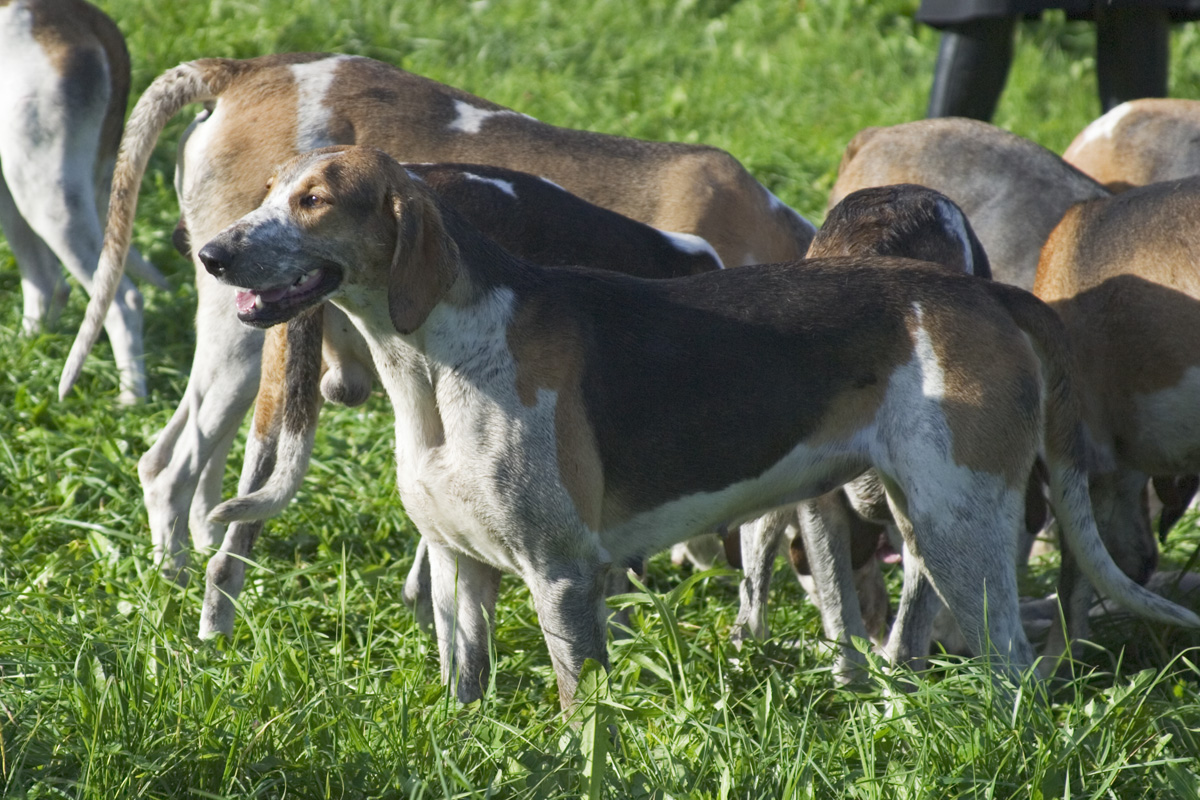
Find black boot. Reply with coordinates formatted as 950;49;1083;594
1095;5;1169;113
927;16;1018;122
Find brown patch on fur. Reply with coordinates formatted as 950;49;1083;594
251;324;288;441
828;118;1108;289
507;300;604;530
1036;181;1200;460
810;184;989;278
910;297;1042;487
387;180;460;335
307;57;812;266
184;68;306;232
649;151;811;265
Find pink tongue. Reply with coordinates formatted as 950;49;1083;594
235;286;291;313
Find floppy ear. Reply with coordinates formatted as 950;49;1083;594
387;185;459;334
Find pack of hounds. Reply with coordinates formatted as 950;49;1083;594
6;0;1200;710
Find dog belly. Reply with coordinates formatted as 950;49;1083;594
398;476;522;573
599;442;868;565
1129;368;1200;472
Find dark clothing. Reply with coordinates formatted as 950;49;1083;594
922;1;1180;120
918;0;1200;25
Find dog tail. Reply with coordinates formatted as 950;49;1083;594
59;59;245;400
208;306;324;524
994;283;1200;631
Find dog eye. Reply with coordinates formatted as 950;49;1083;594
299;194;324;209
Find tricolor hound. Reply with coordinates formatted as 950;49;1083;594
197;160;721;639
198;146;1200;708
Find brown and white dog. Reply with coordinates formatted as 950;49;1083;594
198;146;1199;708
1064;99;1200;193
1035;176;1200;661
1062;101;1200;540
732;184;992;680
197;160;722;638
55;53;815;582
829;118;1110;291
0;0;164;404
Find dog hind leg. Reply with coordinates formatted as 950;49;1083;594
141;275;262;579
0;85;146;402
731;507;791;647
0;174;70;334
796;493;874;683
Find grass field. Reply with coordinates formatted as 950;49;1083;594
3;0;1200;796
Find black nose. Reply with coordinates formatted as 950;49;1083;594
198;241;230;277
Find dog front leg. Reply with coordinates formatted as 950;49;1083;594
796;493;873;683
731;508;792;647
190;425;240;551
426;542;502;704
525;559;610;711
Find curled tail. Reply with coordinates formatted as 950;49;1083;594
209;306;324;523
59;59;245;400
994;284;1200;631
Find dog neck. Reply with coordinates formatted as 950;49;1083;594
333;208;546;455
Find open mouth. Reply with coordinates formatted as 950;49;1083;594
234;265;342;327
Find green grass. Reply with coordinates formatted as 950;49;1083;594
3;0;1200;796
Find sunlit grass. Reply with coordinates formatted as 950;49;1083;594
3;0;1200;796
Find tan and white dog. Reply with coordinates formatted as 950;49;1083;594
198;146;1200;708
55;53;815;582
829;118;1110;291
1035;176;1200;660
1063;100;1200;538
0;0;164;404
1064;99;1200;193
198;160;722;639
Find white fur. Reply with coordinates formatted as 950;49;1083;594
290;57;347;151
1077;101;1135;148
448;99;529;134
935;198;977;276
661;230;724;267
462;172;517;198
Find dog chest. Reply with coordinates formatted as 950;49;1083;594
349;295;595;574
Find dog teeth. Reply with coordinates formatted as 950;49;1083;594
254;295;264;310
293;269;320;288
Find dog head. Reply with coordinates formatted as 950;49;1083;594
810;184;992;278
198;145;459;333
